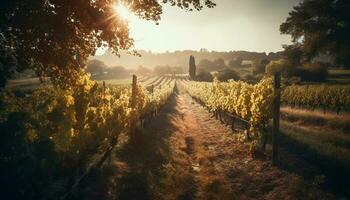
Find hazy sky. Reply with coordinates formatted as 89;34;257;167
98;0;301;55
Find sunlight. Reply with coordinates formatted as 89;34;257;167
113;3;132;21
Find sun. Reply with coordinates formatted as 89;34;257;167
113;3;132;20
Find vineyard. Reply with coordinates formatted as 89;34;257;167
3;0;350;198
281;84;350;113
178;77;276;150
1;74;350;199
0;74;176;199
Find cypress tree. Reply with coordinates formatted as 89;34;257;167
189;55;196;80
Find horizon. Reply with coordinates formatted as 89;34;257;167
95;48;283;57
92;48;283;69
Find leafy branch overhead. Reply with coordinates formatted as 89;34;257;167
0;0;215;87
280;0;350;67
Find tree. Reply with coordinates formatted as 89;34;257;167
197;58;227;72
196;70;213;82
217;68;240;81
282;44;303;66
189;55;196;80
137;66;152;75
86;59;107;77
0;0;215;87
212;58;227;70
280;0;350;67
173;66;185;74
154;65;171;76
297;62;328;82
106;66;128;79
0;36;16;87
252;59;269;75
198;59;214;71
228;57;243;68
265;59;291;77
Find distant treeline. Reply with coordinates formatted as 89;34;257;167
90;49;284;68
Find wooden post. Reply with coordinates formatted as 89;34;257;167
102;81;106;100
272;72;281;165
130;75;137;139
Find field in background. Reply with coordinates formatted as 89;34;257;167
5;77;50;90
327;69;350;84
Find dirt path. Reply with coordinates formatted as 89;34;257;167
72;93;332;200
162;94;306;200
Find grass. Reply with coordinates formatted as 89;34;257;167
279;120;350;197
5;77;50;90
281;121;350;159
327;69;350;84
281;107;350;133
328;69;350;75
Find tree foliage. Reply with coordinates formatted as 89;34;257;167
137;65;152;75
196;70;213;82
228;57;243;68
217;68;240;82
86;59;108;76
197;58;226;71
280;0;350;67
154;65;171;76
0;0;215;87
252;59;269;75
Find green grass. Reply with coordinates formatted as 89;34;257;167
281;107;350;133
327;69;350;84
280;121;350;164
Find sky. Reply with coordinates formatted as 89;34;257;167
97;0;301;55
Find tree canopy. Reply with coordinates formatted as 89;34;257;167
86;59;108;76
0;0;215;87
280;0;350;67
197;58;226;72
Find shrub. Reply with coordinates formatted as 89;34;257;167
195;70;213;82
217;68;240;81
252;59;269;75
266;59;298;77
297;62;328;82
243;74;258;83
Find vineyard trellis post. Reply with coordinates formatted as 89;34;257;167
131;74;137;139
272;72;281;165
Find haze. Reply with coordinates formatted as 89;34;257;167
97;0;301;56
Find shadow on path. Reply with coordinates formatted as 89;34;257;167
114;93;195;200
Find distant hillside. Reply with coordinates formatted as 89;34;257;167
90;50;284;69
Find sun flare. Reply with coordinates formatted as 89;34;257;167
113;3;132;20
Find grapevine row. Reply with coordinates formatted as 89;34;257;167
281;84;350;113
0;75;175;197
180;77;274;136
